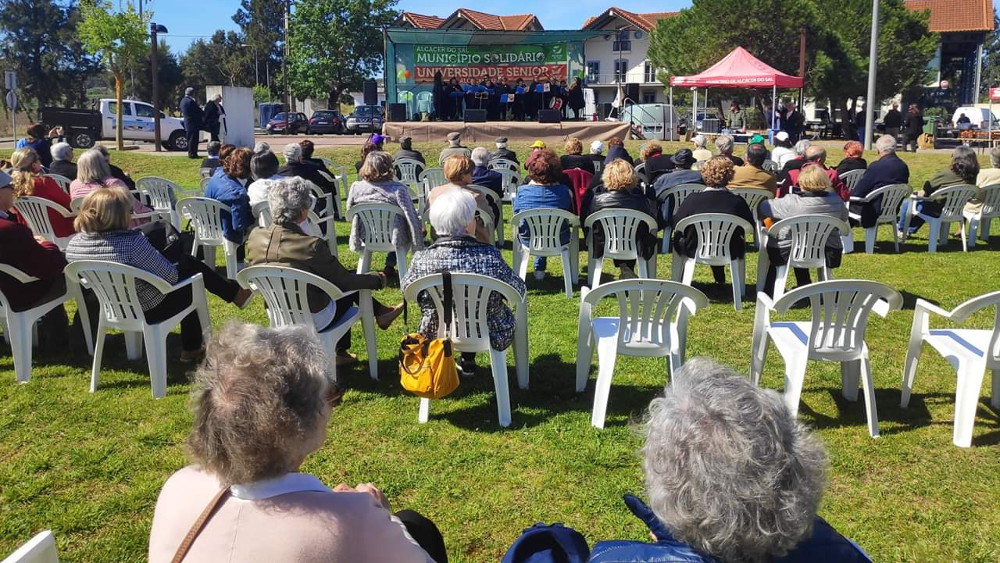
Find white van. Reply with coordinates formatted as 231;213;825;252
620;103;680;141
951;107;1000;130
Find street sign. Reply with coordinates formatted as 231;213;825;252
990;87;1000;101
4;90;16;111
3;71;15;90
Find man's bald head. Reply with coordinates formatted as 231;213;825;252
805;145;827;164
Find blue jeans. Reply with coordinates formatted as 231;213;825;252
898;199;926;233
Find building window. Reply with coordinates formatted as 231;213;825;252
614;59;629;83
643;61;656;83
587;61;601;84
613;28;631;52
642;91;656;104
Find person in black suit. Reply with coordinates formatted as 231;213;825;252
671;156;754;288
560;137;596;174
277;143;338;203
180;87;203;158
639;142;675;185
48;142;77;180
203;94;225;142
848;135;909;229
491;137;518;164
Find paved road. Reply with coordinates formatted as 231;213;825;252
3;132;369;154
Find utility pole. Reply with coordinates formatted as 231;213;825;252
864;0;880;150
283;0;291;134
798;26;807;110
151;23;168;152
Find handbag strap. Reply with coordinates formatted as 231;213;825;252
402;270;453;334
171;488;230;563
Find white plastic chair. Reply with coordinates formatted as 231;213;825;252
419;167;446;191
11;197;75;250
762;159;779;174
633;162;646;182
488;158;518;172
311;173;337;219
44;174;71;194
730;188;774;249
901;291;1000;447
511;208;580;297
576;279;709;428
325;166;348;220
901;184;977;253
251;200;338;258
750;280;903;437
237;265;377;381
346;202;411;280
2;530;58;563
64;260;211;399
847;183;911;254
403;273;528;427
658;183;705;252
394;158;426;184
965;183;1000;247
0;265;93;383
466;184;505;247
496;169;521;203
199;177;211;192
136;176;182;229
839;169;865;193
177;197;240;279
755;215;850;302
584;209;658;289
671;213;753;311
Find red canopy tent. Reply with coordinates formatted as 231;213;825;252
668;47;804;132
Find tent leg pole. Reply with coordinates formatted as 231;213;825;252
669;87;674;141
771;85;777;130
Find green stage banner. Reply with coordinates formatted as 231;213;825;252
411;43;569;84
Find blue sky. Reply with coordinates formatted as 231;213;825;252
151;0;691;54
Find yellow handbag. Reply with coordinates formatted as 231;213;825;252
399;271;459;399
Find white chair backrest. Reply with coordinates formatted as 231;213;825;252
868;183;912;224
768;214;850;268
44;174;71;194
661;183;705;208
394;158;426;183
839;169;865;191
419;167;446;191
584;209;658;261
581;279;709;349
940;291;1000;366
466;184;500;208
771;280;902;358
251;200;272;226
496;169;521;200
633;163;646;179
402;272;524;349
64;261;175;331
930;184;978;221
2;530;59;563
69;197;85;214
730;188;774;221
762;159;779;173
488;158;518;172
475;207;495;245
673;213;753;263
136;176;179;212
346;202;405;251
976;183;1000;218
236;265;346;330
513;208;580;252
177;197;230;245
11;197;72;244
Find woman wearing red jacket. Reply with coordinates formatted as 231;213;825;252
10;148;75;238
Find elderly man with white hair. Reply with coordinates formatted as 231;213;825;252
470;146;504;202
202;93;225;142
849;134;910;229
439;132;471;165
401;188;526;376
587;358;871;563
48;142;77;179
276;142;338;203
691;134;712;162
714;134;743;166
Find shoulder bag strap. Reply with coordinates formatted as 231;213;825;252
171;488;230;563
441;270;453;334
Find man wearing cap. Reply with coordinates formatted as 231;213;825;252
0;169;70;343
439;132;470;165
650;149;704;227
770;131;795;167
179;87;203;159
492;137;518;163
587;140;605;169
393;136;425;164
728;143;777;195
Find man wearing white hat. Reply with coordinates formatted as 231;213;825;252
439;131;470;165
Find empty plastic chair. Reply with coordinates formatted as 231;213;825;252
511;208;580;297
671;213;753;311
136;176;182;229
847;183;911;253
177;197;240;279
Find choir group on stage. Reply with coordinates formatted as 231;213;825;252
431;72;586;122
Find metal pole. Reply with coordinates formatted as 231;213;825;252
975;42;984;103
151;24;162;152
283;0;291;133
798;26;807;110
669;86;674;141
692;87;697;136
771;84;776;130
863;0;880;150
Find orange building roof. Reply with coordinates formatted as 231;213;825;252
581;7;679;32
400;12;446;29
905;0;995;33
400;9;542;31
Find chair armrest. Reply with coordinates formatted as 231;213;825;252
913;298;952;321
157;272;203;295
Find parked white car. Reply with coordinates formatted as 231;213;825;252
42;98;189;150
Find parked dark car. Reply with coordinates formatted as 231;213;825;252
266;112;309;135
345;105;384;134
308;110;344;134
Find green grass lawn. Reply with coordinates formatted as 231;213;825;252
0;142;998;561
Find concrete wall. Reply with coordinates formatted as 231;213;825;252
206;85;254;148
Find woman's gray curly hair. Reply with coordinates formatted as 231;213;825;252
268;177;313;225
642;357;828;562
187;322;334;486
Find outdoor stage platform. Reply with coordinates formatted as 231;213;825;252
382;120;632;145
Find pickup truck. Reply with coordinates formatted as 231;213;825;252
41;98;189;150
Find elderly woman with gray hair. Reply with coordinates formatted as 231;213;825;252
48;142;77;179
347;150;424;280
401;188;525;376
148;322;446;562
70;149;154;226
587;358;871;563
247;177;404;365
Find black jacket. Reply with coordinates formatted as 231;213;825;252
585;187;658;260
605;145;634;165
203;101;222;127
491;148;518;163
642;154;675;185
849;153;910;227
903;112;924;137
180;95;203;128
883;109;903;128
393;149;425;164
278;161;338;196
671;189;754;259
835;157;867;176
48;160;77;180
560;154;596;175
